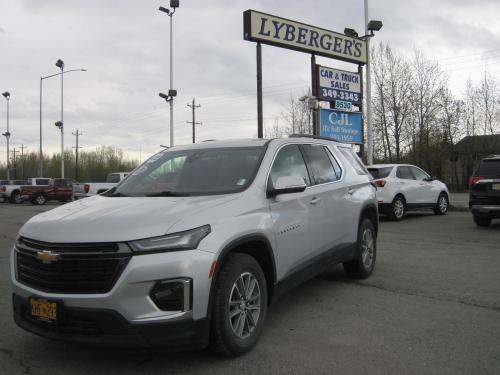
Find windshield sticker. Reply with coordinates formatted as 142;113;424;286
236;178;247;186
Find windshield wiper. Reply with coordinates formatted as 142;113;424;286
145;191;191;197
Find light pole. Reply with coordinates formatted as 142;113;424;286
159;0;180;147
54;59;65;178
364;0;383;165
2;92;10;180
39;68;86;177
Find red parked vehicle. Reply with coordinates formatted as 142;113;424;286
21;178;74;205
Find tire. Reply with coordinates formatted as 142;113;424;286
473;214;491;227
343;218;377;279
433;193;449;215
9;190;22;204
210;253;268;357
389;195;406;221
33;193;47;206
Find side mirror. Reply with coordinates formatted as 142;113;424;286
267;175;307;198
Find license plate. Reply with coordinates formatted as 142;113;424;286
492;183;500;191
29;298;58;322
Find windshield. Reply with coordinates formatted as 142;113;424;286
111;146;265;197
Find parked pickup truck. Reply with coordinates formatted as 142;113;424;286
21;178;73;205
72;172;129;199
1;180;28;204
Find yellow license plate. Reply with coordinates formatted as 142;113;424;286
30;298;58;321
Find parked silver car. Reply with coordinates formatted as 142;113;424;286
11;136;378;356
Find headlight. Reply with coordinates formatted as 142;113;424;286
129;225;211;254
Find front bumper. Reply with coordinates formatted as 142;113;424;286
11;247;216;347
13;294;209;349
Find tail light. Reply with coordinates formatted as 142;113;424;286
84;184;90;193
468;175;484;187
374;179;386;188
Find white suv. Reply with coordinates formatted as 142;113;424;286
11;137;378;356
368;164;449;220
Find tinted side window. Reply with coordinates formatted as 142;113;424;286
37;179;50;185
338;147;368;175
301;145;339;185
368;167;393;179
396;166;415;180
270;145;311;187
411;167;429;181
106;174;121;183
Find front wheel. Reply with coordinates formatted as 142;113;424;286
434;193;448;215
210;253;267;357
343;218;377;279
33;193;47;205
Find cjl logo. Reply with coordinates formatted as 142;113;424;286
328;112;353;126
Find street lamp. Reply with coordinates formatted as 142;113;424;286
364;0;383;164
159;0;180;147
54;59;65;178
2;91;10;179
39;68;86;177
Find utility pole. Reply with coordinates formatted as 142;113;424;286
186;98;202;143
11;148;18;179
20;144;25;179
72;129;82;181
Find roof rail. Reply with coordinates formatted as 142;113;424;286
289;134;339;142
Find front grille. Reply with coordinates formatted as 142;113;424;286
15;237;131;294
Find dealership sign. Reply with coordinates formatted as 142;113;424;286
243;10;367;64
318;66;361;104
319;108;362;144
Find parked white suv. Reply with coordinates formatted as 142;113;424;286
11;137;378;356
368;164;449;220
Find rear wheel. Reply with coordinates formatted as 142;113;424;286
210;253;267;357
9;190;22;204
434;193;448;215
389;195;406;221
343;218;377;279
473;214;491;227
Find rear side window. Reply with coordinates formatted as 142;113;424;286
477;159;500;177
301;144;341;184
396;166;415;180
270;145;311;187
338;147;368;175
368;167;392;179
36;179;50;185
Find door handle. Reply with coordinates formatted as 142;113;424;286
347;188;355;195
310;197;321;205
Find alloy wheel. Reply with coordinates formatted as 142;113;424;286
394;199;404;219
438;195;448;213
228;272;261;339
361;228;375;269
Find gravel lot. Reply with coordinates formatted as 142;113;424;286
0;202;499;375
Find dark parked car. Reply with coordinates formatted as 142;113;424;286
469;155;500;226
21;178;73;205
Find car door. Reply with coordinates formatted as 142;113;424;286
300;144;352;252
268;144;325;278
395;166;418;204
409;166;439;204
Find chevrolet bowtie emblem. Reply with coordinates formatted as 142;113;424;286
36;250;60;264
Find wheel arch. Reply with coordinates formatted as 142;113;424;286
208;234;277;317
359;203;379;235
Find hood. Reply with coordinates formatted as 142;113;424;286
20;194;240;243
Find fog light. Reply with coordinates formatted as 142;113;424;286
150;279;192;312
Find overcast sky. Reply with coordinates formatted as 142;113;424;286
1;0;500;166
